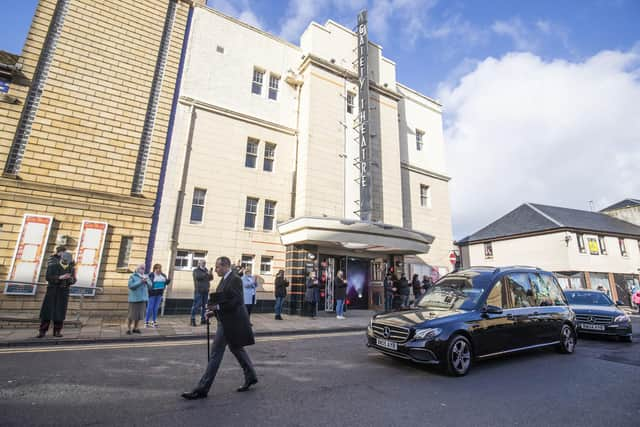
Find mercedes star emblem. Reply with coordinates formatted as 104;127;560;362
383;327;391;339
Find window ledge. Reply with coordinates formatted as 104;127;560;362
116;267;131;273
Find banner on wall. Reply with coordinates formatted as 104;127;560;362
4;215;53;295
70;221;108;297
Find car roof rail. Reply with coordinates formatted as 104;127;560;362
500;265;542;271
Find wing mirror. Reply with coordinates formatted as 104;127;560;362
482;304;503;315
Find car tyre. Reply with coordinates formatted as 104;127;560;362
445;334;472;376
619;335;632;343
557;324;576;354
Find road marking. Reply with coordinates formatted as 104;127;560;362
0;331;364;355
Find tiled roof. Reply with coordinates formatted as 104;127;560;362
457;202;640;244
600;198;640;212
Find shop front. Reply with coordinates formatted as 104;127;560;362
278;217;434;314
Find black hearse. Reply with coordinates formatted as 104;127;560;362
367;266;576;376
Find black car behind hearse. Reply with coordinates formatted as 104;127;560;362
367;266;577;376
564;289;632;342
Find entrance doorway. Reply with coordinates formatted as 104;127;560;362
317;254;371;310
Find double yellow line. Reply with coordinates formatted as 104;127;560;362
0;331;363;355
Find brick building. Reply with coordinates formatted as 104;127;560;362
0;0;199;315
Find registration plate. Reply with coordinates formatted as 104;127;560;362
376;338;397;350
579;323;605;331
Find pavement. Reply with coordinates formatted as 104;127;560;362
0;309;372;347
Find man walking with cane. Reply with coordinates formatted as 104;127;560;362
181;256;258;399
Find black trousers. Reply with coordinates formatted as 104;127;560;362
40;320;63;334
195;323;256;394
305;301;317;317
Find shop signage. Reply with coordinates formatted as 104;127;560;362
4;214;53;295
357;9;372;221
70;221;108;297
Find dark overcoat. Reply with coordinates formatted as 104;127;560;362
334;277;347;300
193;267;213;294
274;276;288;298
40;261;76;322
212;272;254;348
304;277;318;302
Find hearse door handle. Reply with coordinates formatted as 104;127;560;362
532;311;540;315
506;313;514;320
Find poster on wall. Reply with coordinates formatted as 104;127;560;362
70;221;108;297
4;214;53;295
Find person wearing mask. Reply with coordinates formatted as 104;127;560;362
127;264;151;335
181;256;257;399
145;264;170;328
397;273;410;308
411;274;422;303
191;260;213;326
37;251;76;338
383;273;394;311
305;271;319;318
334;270;347;319
273;270;288;320
242;267;257;319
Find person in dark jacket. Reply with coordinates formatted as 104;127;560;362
181;256;257;399
411;274;422;303
397;273;410;308
274;270;288;320
383;273;394;311
421;275;432;293
334;270;347;319
145;264;170;327
37;251;75;338
304;271;319;318
191;260;213;326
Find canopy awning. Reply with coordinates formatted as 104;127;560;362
277;217;434;255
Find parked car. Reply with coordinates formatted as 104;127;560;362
366;266;576;376
563;289;632;342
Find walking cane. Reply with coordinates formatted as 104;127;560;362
206;317;210;362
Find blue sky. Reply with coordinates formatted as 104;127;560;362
2;1;640;239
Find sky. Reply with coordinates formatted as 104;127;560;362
2;0;640;240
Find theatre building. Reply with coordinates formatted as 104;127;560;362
151;5;454;313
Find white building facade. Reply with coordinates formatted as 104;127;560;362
151;6;454;313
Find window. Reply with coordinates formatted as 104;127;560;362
260;256;273;275
416;130;424;151
174;250;207;270
263;200;276;230
530;273;566;306
117;236;133;269
484;242;494;259
241;254;254;275
268;74;279;100
245;138;258;168
505;273;535;308
245;197;258;229
346;92;355;114
486;280;508;309
252;68;264;95
598;235;607;255
264;143;275;172
587;237;599;255
619;238;627;256
190;188;206;223
576;233;586;253
420;185;431;208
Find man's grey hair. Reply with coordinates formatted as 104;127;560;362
216;256;231;267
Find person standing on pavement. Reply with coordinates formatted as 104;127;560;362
421;275;432;293
181;256;257;400
305;270;319;318
242;267;257;319
37;251;76;338
127;264;151;335
145;264;170;328
383;273;394;311
334;270;347;319
191;260;213;326
397;273;410;308
411;274;422;304
274;269;288;320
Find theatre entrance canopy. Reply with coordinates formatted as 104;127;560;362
277;217;434;255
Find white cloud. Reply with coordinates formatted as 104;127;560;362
492;18;537;51
206;0;266;30
438;45;640;239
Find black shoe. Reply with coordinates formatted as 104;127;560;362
200;319;207;325
236;377;258;392
275;315;283;320
190;319;196;327
181;390;208;400
53;332;63;338
132;329;141;334
126;330;132;335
